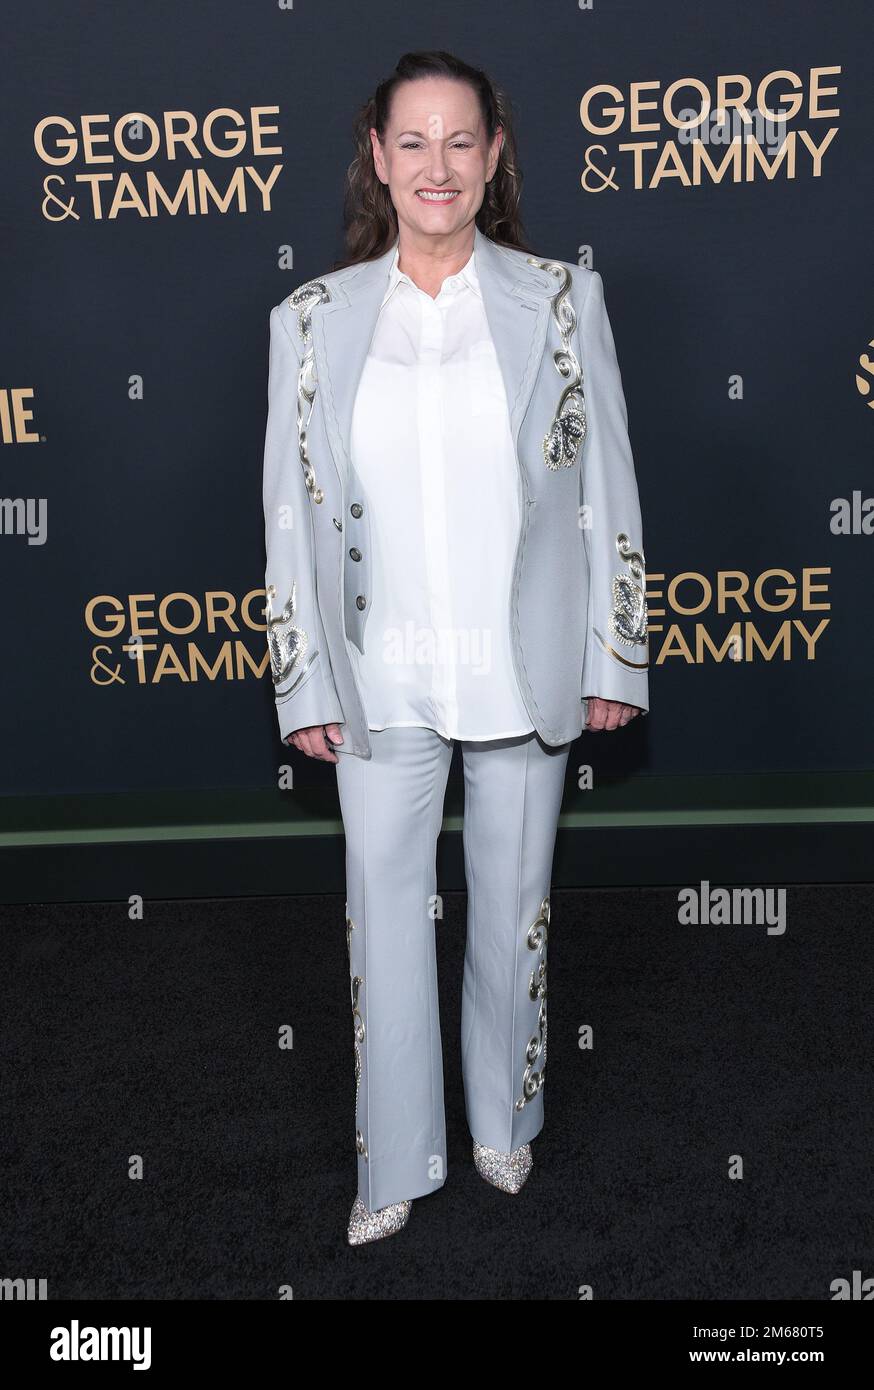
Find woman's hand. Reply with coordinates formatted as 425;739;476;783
585;697;641;732
287;723;345;762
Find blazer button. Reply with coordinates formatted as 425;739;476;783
349;547;361;561
350;502;363;518
356;595;366;610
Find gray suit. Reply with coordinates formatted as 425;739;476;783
261;226;649;1211
262;224;649;757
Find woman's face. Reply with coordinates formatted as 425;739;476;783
370;76;502;245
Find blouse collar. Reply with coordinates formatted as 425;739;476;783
381;237;481;308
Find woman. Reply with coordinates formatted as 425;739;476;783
262;50;649;1245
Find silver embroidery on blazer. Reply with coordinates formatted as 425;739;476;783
525;257;587;470
265;581;316;692
515;896;550;1111
609;532;648;649
288;279;331;505
346;905;368;1163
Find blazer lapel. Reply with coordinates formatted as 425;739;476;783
312;222;556;492
472;224;555;464
311;243;395;493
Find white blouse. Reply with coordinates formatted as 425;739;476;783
349;238;535;741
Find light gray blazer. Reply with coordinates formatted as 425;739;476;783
262;223;649;759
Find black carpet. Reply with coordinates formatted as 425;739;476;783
1;884;872;1300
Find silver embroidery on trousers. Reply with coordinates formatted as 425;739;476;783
346;904;368;1162
266;581;316;692
525;258;587;470
609;532;648;648
288;279;331;505
515;895;550;1110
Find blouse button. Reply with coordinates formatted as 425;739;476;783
350;502;363;518
349;547;362;561
356;595;367;610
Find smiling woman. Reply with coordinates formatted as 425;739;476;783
261;48;649;1248
335;56;537;275
361;75;512;295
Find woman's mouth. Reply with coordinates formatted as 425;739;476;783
416;189;460;202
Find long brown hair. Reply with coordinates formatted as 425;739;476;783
333;50;535;271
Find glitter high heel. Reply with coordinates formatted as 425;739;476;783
472;1140;533;1194
346;1194;413;1245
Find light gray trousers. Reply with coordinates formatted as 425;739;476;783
334;725;571;1212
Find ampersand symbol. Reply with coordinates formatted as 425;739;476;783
90;645;124;685
581;144;619;193
41;175;79;222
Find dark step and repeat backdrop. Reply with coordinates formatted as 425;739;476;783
1;0;872;796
